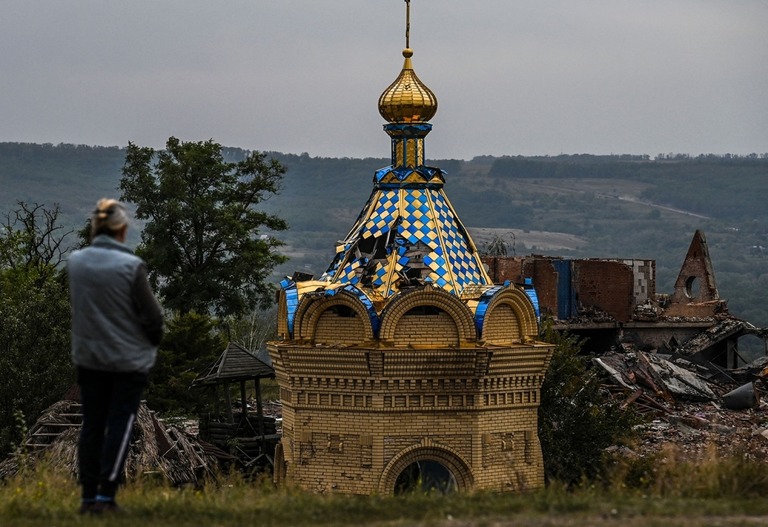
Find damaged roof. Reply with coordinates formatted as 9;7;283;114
676;318;756;358
316;53;492;304
278;43;502;333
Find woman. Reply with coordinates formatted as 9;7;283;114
68;198;163;514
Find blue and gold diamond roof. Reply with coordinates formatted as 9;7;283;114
281;42;493;318
322;182;491;305
317;46;491;308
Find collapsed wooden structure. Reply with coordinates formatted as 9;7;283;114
0;342;279;483
191;342;279;473
0;397;226;485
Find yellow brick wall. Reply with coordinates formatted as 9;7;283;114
393;311;459;346
269;341;553;495
314;310;365;345
275;400;546;493
268;286;554;495
483;304;521;345
480;288;539;341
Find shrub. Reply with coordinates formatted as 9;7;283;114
538;325;642;487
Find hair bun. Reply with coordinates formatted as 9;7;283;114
90;198;129;240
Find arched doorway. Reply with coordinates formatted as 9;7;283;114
394;459;458;494
379;443;473;495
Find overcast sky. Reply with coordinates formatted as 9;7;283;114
1;1;766;160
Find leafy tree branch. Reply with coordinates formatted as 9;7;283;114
120;137;288;318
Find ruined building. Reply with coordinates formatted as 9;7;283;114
268;6;554;494
483;230;767;370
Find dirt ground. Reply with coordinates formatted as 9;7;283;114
628;385;768;463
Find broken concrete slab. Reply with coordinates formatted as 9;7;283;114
644;352;717;402
594;350;716;404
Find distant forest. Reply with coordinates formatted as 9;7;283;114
2;142;767;326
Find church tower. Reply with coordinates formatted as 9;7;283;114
269;2;554;494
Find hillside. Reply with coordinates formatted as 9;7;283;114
2;143;767;326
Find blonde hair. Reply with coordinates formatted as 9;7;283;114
90;198;129;240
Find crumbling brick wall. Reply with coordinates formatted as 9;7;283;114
573;260;634;322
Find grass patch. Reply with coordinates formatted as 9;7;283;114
3;451;768;527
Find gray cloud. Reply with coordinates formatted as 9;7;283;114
1;0;766;159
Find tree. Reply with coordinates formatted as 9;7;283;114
225;306;278;354
538;324;641;486
0;202;73;285
145;312;225;415
119;137;288;318
0;203;73;455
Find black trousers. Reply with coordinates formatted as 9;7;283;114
77;367;147;500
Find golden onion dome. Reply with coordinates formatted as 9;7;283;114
378;48;437;124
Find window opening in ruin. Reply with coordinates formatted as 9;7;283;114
736;334;766;365
394;460;458;495
684;276;700;300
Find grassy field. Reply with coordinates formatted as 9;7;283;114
4;455;768;527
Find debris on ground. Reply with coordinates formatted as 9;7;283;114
594;349;768;461
0;399;229;486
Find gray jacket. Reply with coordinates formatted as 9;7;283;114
68;235;163;373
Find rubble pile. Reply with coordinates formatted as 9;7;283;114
594;349;768;461
0;400;228;485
